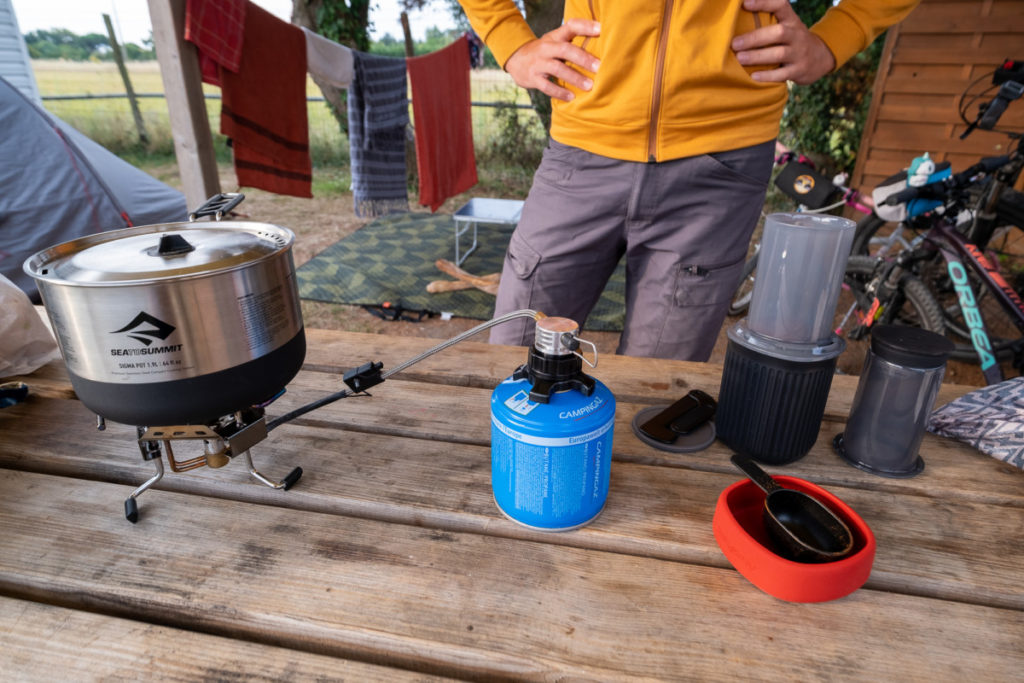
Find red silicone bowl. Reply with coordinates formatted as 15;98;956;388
712;475;876;603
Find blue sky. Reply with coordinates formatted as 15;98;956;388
10;1;456;46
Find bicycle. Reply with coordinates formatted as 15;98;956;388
728;142;874;315
836;60;1024;383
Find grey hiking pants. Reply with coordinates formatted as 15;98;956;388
489;138;775;360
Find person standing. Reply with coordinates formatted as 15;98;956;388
459;0;920;360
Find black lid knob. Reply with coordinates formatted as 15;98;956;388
157;233;195;257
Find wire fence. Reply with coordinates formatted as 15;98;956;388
39;70;542;168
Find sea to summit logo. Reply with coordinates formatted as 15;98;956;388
109;312;183;359
113;312;175;346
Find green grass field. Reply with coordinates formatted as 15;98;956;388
32;60;542;196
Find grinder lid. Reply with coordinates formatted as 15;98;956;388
24;221;294;285
870;325;955;369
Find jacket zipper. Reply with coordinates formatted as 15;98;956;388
582;0;596;51
647;0;675;162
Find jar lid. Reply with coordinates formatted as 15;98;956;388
24;221;293;285
870;325;955;369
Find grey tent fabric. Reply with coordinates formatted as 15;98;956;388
0;76;187;299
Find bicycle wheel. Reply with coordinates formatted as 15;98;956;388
838;256;946;339
851;212;915;256
728;250;759;316
921;253;1024;363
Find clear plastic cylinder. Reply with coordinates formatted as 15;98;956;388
747;213;856;344
838;343;948;478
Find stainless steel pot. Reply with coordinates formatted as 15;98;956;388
24;201;305;426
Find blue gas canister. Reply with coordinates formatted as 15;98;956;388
490;317;615;531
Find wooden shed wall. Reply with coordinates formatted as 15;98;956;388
851;0;1024;195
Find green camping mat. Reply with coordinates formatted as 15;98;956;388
297;212;626;331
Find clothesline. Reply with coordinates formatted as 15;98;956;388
184;0;480;213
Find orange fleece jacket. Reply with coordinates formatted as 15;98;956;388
458;0;920;162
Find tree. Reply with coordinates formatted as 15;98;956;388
24;29;110;61
444;0;563;131
781;1;885;175
520;1;562;132
291;0;373;133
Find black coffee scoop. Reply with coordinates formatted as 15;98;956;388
730;454;854;563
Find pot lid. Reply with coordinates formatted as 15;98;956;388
25;221;293;284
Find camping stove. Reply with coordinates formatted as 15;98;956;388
114;406;302;524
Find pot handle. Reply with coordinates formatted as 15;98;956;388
189;193;246;222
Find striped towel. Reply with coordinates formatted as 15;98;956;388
184;0;246;87
220;3;311;198
348;51;409;217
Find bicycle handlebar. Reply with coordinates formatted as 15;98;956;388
882;154;1012;206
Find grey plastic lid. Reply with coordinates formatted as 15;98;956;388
728;320;846;362
24;221;293;285
631;405;716;453
870;325;955;369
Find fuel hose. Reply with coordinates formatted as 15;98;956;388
265;309;545;431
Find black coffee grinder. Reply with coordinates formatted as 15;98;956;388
716;213;856;465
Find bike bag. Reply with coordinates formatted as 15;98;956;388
871;161;952;221
773;161;837;209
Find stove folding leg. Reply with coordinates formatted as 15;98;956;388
241;450;303;491
124;457;165;523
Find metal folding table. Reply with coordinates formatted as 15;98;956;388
452;198;524;266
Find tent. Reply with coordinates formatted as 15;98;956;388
0;75;188;300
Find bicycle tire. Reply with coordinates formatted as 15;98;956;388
845;256;1021;365
840;255;946;337
728;250;759;316
851;213;886;255
850;212;917;257
932;271;1022;363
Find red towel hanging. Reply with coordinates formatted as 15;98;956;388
219;2;312;198
407;36;478;212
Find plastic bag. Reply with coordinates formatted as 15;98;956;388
928;377;1024;469
0;273;60;378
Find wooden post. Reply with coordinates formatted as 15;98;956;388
103;13;149;145
147;0;220;208
400;12;415;57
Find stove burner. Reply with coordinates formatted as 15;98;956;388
123;406;302;523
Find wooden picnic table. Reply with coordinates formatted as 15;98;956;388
1;327;1022;680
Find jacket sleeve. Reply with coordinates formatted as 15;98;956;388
457;0;538;68
810;0;922;69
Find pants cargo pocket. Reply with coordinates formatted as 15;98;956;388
673;257;747;308
507;232;542;280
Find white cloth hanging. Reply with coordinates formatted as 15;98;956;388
302;27;354;88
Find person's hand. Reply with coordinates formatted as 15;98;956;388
731;0;836;85
505;18;601;101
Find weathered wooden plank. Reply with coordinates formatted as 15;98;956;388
891;45;1024;66
3;356;1011;511
0;471;1020;680
897;14;1024;35
11;328;977;418
298;329;977;416
1;394;1022;608
301;327;693;404
0;596;447;682
875;102;962;125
